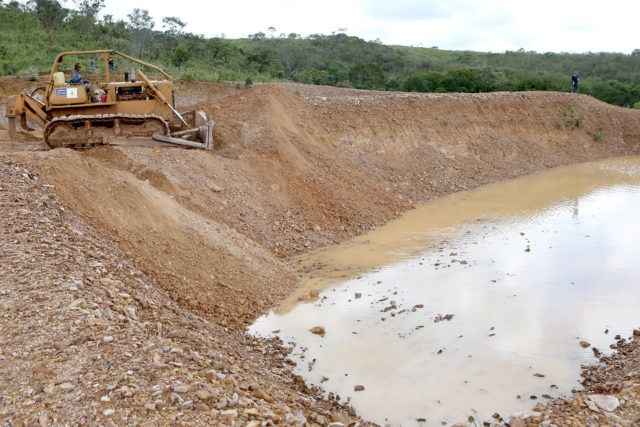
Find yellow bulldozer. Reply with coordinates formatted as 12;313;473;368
6;50;214;149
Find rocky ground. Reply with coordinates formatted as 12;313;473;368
0;158;360;425
2;77;640;425
516;334;640;427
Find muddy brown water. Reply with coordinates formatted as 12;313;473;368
250;157;640;426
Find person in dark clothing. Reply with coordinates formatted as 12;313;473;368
69;63;83;84
571;72;580;93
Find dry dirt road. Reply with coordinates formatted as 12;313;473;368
2;78;640;426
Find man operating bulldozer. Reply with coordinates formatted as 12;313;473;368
69;63;86;85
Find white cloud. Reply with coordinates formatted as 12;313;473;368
101;0;638;53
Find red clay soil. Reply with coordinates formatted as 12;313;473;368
2;79;640;425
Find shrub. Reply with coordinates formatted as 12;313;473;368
593;130;605;142
561;105;583;129
172;46;190;67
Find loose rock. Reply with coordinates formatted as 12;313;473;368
587;394;620;413
310;326;326;336
580;340;591;348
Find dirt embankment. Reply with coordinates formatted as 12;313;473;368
0;158;358;426
3;81;640;329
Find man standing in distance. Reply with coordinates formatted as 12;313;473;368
571;72;580;93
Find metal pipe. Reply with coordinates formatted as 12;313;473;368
152;132;210;149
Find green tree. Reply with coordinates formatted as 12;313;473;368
249;32;266;41
349;63;385;89
162;16;185;36
74;0;104;19
67;0;105;37
403;71;445;92
172;45;190;67
127;8;154;57
27;0;67;49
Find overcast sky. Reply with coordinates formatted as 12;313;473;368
101;0;638;53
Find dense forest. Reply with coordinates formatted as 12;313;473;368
2;0;640;107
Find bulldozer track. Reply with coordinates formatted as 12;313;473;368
44;113;170;149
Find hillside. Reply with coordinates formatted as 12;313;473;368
1;1;640;107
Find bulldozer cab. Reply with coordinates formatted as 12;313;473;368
46;50;174;110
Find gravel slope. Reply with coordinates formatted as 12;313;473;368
0;158;360;425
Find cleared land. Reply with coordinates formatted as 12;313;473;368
2;79;640;425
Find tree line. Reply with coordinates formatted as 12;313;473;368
1;0;640;108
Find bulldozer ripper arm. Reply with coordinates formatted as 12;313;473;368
6;94;46;138
22;94;47;124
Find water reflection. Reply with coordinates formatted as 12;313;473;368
250;157;640;426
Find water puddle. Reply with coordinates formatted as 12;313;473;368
250;157;640;426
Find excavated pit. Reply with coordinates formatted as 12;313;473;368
3;79;640;424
